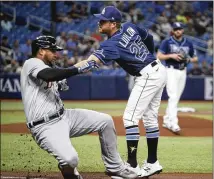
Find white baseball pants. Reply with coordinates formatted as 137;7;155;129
164;67;186;125
123;60;167;129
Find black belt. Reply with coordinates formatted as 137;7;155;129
166;64;186;70
135;60;158;76
27;108;64;129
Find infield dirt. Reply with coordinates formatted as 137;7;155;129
1;116;212;136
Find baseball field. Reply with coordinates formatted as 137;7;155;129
1;100;213;179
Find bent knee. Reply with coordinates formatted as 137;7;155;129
103;114;114;125
62;153;79;168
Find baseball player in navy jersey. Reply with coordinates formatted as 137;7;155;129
79;6;167;178
20;35;138;179
157;22;198;134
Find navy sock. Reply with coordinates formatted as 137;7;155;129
126;125;140;168
146;127;160;164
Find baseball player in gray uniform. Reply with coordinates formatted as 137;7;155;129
20;36;138;179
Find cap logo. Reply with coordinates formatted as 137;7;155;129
175;22;180;27
112;17;114;20
101;8;105;15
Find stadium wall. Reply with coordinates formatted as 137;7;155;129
0;74;213;100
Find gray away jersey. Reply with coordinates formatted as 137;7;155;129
21;58;63;123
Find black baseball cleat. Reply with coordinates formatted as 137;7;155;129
58;164;83;179
70;174;83;179
60;173;83;179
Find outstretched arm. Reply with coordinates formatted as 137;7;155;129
74;54;102;67
37;60;98;82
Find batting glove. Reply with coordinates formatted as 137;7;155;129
78;60;99;73
58;79;69;91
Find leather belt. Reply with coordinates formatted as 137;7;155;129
166;64;186;70
26;108;64;129
136;60;158;76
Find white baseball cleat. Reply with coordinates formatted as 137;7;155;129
133;164;141;177
170;123;181;133
111;164;141;178
139;160;163;177
109;162;138;179
163;122;181;134
162;121;171;129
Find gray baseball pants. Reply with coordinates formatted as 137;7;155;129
30;109;123;173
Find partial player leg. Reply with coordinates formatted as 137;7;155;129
31;119;81;178
123;64;166;169
128;74;135;93
177;70;186;105
123;82;145;168
139;79;165;177
164;68;180;131
142;86;164;165
176;70;187;125
65;109;137;178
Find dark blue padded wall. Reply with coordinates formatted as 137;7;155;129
0;74;211;100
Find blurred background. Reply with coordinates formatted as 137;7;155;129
0;1;213;100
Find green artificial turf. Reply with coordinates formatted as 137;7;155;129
1;100;212;111
1;101;212;124
1;134;212;173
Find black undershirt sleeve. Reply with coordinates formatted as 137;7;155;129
37;67;79;82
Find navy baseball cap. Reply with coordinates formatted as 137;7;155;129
172;22;184;30
94;6;122;22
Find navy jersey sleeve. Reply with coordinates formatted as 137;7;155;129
135;26;154;53
135;26;149;40
93;41;120;64
158;39;169;54
188;42;197;57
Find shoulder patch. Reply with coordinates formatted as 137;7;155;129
94;49;105;58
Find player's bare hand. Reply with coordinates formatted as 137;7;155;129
170;53;183;61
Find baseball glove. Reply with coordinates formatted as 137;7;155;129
179;48;191;64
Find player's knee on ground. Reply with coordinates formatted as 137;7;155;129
61;152;79;168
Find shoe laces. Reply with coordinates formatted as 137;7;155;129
142;161;151;171
124;161;131;167
122;161;134;172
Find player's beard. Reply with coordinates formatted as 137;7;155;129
44;54;56;67
98;23;111;36
174;32;182;39
99;28;112;37
173;30;183;40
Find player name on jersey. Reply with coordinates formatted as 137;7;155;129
119;27;136;48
